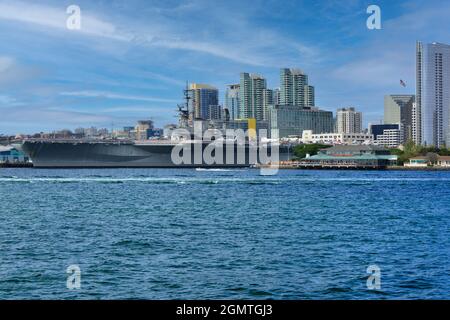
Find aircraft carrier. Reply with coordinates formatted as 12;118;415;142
20;139;290;168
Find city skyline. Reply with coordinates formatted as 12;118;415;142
1;0;450;134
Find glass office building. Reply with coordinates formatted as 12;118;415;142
269;105;334;138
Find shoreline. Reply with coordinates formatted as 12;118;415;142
0;163;33;168
386;166;450;171
259;164;450;171
2;163;450;171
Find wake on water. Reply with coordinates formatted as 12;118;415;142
1;176;450;184
195;168;246;172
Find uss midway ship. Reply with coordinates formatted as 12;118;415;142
21;87;291;168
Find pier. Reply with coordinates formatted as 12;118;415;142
259;162;385;170
0;162;33;168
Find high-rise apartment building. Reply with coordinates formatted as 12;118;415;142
225;84;240;120
273;88;281;106
207;105;223;121
263;88;274;121
190;83;219;120
384;94;415;143
336;107;363;134
239;73;267;120
416;41;450;147
412;102;419;143
279;68;315;107
305;85;315;107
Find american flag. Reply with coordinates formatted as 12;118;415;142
400;79;406;87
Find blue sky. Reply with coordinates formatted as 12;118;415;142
1;0;449;134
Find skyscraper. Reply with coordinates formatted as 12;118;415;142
225;84;240;120
416;41;450;147
273;88;281;106
412;102;419;143
263;88;274;121
336;107;363;134
305;85;315;107
207;105;223;120
239;73;267;120
190;83;219;120
384;94;415;143
279;68;315;107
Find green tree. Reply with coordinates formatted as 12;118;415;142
391;140;423;165
293;144;330;160
426;152;439;165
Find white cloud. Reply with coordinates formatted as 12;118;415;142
0;55;41;86
0;94;21;106
0;1;124;40
331;0;450;90
0;56;15;72
332;56;412;88
0;0;318;67
142;71;186;87
0;106;113;126
59;90;179;103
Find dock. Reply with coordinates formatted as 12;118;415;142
258;162;386;170
0;162;34;168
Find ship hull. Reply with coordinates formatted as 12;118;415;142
21;141;290;168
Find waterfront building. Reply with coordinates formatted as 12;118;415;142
0;146;29;163
370;124;402;148
269;105;334;138
336;107;363;134
437;156;450;167
303;145;398;168
190;83;219;120
239;73;267;120
416;42;450;147
225;84;240;120
404;156;429;168
384;94;415;143
279;68;315;107
299;130;373;145
405;155;450;167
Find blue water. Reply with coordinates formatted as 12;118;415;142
0;168;449;300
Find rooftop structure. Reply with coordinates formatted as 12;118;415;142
302;145;398;169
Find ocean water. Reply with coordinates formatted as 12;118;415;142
0;168;449;300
